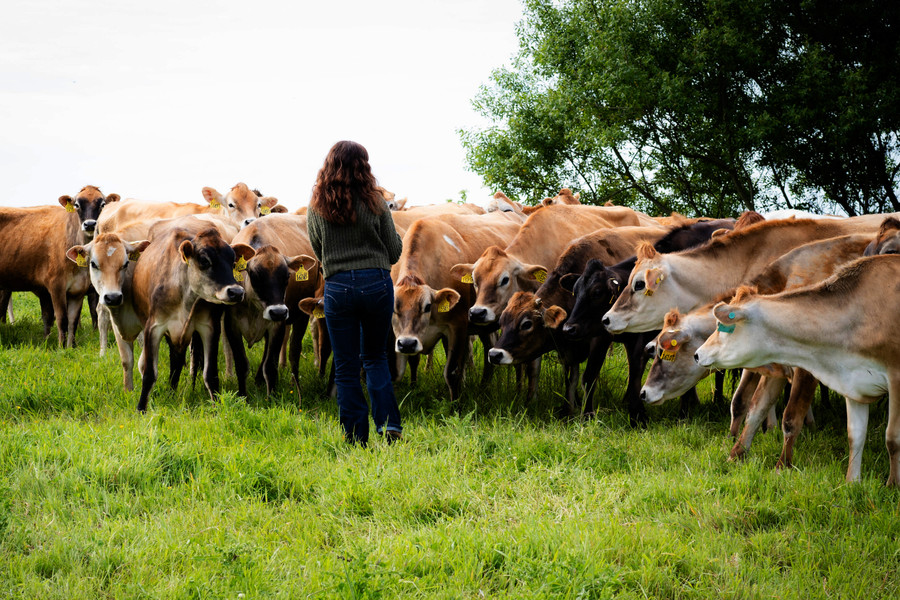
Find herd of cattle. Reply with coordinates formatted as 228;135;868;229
2;183;900;485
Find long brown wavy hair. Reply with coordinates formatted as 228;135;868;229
309;141;384;225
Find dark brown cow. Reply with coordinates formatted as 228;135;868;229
0;186;119;346
132;217;255;412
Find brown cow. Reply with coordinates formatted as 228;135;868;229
131;216;255;412
392;212;521;404
863;216;900;256
97;183;278;236
0;186;119;346
66;233;150;390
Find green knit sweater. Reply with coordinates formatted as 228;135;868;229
306;199;403;278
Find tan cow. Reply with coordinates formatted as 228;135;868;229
66;233;150;390
695;256;900;486
454;204;663;327
602;216;896;334
131;216;256;412
97;183;278;237
391;212;522;404
0;186;119;346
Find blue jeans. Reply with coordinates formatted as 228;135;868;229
323;268;402;445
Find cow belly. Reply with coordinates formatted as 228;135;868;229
812;354;888;402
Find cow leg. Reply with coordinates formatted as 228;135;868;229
111;322;135;391
224;317;250;397
678;387;700;419
845;396;870;483
38;289;55;338
98;305;111;357
262;324;287;396
730;376;786;461
408;354;421;386
886;374;900;487
137;324;165;412
65;294;85;348
86;287;99;329
200;318;222;400
279;323;291;369
444;331;470;410
525;357;542;403
713;370;725;405
581;336;612;416
623;336;650;427
289;314;311;393
730;370;762;437
477;331;496;387
776;368;818;471
0;289;11;324
167;336;188;391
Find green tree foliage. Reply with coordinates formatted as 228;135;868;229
461;0;900;217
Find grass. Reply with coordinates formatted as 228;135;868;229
0;293;899;599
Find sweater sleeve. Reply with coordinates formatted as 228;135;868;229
307;209;323;262
381;209;403;264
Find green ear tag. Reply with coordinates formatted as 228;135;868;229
728;312;735;319
295;266;309;281
717;322;736;334
437;299;451;313
461;273;474;284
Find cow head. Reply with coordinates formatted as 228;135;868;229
202;183;278;230
179;228;255;304
239;245;314;322
453;246;547;326
59;185;120;240
66;233;149;307
640;309;710;405
864;217;900;256
602;243;671;333
392;274;460;355
561;259;625;340
694;287;765;370
488;292;566;365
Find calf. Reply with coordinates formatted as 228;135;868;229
694;257;900;486
132;217;255;412
0;186;119;346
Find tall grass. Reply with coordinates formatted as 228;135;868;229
0;292;897;599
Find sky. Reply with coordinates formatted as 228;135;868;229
1;0;523;209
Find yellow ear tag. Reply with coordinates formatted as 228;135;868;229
76;254;88;267
644;289;654;297
437;299;451;313
233;269;244;282
461;273;474;284
313;307;325;319
295;266;309;281
660;350;677;362
209;199;221;209
235;256;248;271
260;205;271;215
65;202;75;213
127;251;141;261
534;269;547;283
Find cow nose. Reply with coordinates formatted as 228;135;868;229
396;338;417;354
103;292;123;306
562;322;579;338
487;349;504;365
693;352;700;364
640;389;647;402
267;305;289;321
242;218;256;229
469;307;487;322
82;220;97;232
226;286;245;303
601;316;610;327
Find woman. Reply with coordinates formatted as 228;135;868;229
307;141;404;446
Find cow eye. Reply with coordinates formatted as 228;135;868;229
228;203;235;209
90;261;99;269
520;320;533;332
499;275;509;286
197;257;211;270
634;280;645;291
121;261;129;270
423;303;432;313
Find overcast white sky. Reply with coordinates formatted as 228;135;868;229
1;0;522;209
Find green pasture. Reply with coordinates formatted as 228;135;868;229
0;293;898;599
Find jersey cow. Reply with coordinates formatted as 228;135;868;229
695;255;900;486
0;186;119;346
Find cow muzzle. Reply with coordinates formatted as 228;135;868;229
469;306;493;324
561;321;582;339
487;348;513;365
395;337;422;355
82;220;97;236
264;304;289;322
219;285;245;304
242;218;256;229
102;292;124;307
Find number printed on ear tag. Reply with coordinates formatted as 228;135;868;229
461;273;474;284
65;202;76;213
295;266;309;281
260;205;271;215
437;299;451;313
76;254;88;267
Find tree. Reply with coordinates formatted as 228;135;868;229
461;0;900;217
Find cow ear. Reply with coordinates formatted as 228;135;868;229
713;302;744;325
271;205;288;214
125;240;151;261
202;187;223;208
66;245;89;267
58;195;74;210
231;243;256;263
710;228;730;238
105;194;121;203
559;273;580;294
288;254;318;281
521;264;549;284
298;297;322;317
663;309;682;329
542;305;567;329
434;288;461;313
261;196;278;208
863;241;878;257
644;268;665;294
179;240;194;263
450;263;475;284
